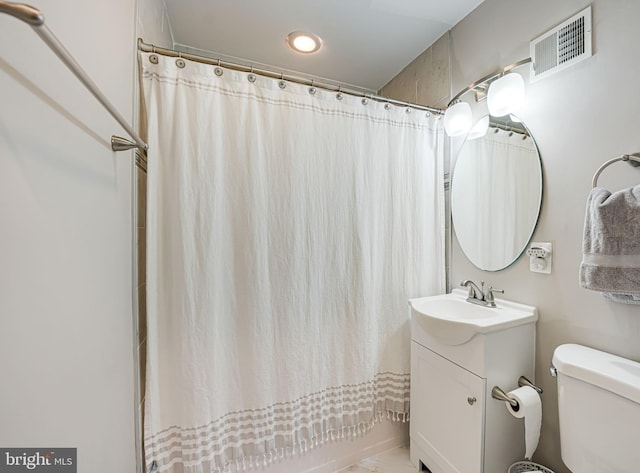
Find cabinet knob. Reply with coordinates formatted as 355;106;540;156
467;396;476;405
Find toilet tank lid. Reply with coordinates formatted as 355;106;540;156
553;344;640;405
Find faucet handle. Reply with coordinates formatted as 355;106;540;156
485;287;504;306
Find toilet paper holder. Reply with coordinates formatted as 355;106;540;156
491;376;543;410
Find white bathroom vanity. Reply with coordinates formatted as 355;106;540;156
409;288;538;473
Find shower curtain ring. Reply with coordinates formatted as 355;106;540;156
247;66;257;83
176;51;186;68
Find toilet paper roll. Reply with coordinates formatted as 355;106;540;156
505;386;542;460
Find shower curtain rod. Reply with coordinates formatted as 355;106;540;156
489;120;529;137
0;1;148;152
138;39;445;116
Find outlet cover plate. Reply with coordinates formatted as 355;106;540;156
528;242;552;274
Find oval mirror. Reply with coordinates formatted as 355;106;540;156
451;115;543;271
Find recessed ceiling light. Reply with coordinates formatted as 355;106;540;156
286;31;321;54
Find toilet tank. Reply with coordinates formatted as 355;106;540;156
552;344;640;473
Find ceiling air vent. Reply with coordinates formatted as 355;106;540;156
530;6;592;81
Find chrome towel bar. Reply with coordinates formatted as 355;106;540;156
0;1;148;152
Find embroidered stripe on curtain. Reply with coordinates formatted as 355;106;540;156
141;52;445;473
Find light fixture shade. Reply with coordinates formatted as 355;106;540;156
467;116;490;140
487;72;525;117
444;101;472;137
286;31;322;54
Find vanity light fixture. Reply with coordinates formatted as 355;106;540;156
487;72;526;117
466;115;490;140
286;31;322;54
443;101;472;137
443;58;532;136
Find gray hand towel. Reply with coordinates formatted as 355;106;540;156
579;185;640;304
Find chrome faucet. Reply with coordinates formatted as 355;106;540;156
461;279;484;300
460;280;504;308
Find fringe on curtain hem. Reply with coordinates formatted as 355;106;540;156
149;410;409;473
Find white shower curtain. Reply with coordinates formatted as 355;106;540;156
141;52;445;473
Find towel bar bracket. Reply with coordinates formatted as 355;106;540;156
112;136;141;152
625;153;640;167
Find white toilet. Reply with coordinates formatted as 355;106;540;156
552;344;640;472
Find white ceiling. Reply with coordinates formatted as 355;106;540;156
164;0;485;92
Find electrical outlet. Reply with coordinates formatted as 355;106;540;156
527;242;552;274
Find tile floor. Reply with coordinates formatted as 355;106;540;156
338;446;417;473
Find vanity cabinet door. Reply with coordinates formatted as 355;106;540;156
411;341;485;473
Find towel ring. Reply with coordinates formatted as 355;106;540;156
592;153;640;187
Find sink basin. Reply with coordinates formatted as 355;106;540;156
409;288;538;345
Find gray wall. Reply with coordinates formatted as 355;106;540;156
0;0;138;470
383;1;640;471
